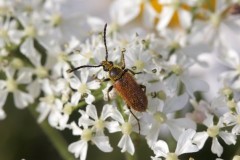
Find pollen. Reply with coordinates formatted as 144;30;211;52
166;152;178;160
6;78;18;92
35;66;48;79
78;83;88;94
95;119;104;130
210;13;221;28
81;129;92;141
171;64;183;75
63;104;73;115
121;122;132;135
58;52;68;62
44;95;55;104
11;58;24;68
0;28;8;39
24;25;36;37
207;125;219;137
227;100;236;109
134;60;145;71
51;13;62;27
154;112;167;124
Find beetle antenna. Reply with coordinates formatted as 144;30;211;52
67;64;102;73
103;23;108;61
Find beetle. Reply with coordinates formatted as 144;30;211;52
67;23;148;133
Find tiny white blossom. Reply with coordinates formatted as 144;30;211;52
68;122;113;160
0;67;33;110
110;0;157;28
78;104;119;136
37;79;63;128
69;69;100;105
145;90;196;147
193;114;237;157
222;102;240;135
157;0;193;30
108;104;141;155
151;129;199;160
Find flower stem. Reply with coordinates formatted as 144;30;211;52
28;104;75;160
125;152;138;160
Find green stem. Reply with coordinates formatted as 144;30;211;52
28;104;75;160
124;152;137;160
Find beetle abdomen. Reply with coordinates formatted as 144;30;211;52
113;72;148;112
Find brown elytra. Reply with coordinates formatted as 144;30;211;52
113;71;147;112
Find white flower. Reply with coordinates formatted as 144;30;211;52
125;40;154;73
219;49;240;90
187;95;229;123
193;114;237;157
45;36;80;78
222;102;240;135
110;0;157;28
190;0;240;51
43;0;89;40
78;104;119;136
158;52;209;98
68;122;113;160
157;0;193;30
145;91;196;147
69;69;100;105
107;104;141;155
0;17;22;47
151;129;199;159
36;79;63;128
0;67;33;110
18;11;50;65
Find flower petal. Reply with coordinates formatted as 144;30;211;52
87;80;100;90
163;93;188;113
192;131;208;149
157;6;175;30
211;137;223;157
71;92;81;106
0;108;6;120
92;135;113;152
152;140;169;158
118;135;135;155
176;129;199;155
0;90;8;108
232;124;240;135
85;94;95;104
16;68;32;84
68;140;88;160
219;131;236;145
86;104;98;120
13;90;33;109
110;0;140;26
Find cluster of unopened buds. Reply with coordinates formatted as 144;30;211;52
1;0;240;159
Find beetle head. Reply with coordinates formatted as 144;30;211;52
101;61;113;71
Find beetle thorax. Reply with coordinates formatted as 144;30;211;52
109;66;123;81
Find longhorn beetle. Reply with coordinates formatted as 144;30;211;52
67;24;148;133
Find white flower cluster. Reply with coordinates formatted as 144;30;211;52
1;0;240;159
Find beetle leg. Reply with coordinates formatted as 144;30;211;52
102;78;111;82
120;48;126;69
124;69;142;75
127;105;141;134
107;85;113;101
139;84;146;93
